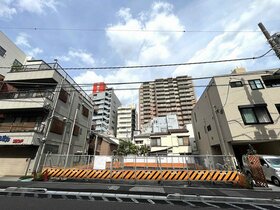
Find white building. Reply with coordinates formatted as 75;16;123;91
0;60;93;176
0;31;28;76
141;114;179;133
91;88;121;136
192;68;280;163
116;105;137;141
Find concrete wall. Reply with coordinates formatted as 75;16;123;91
0;32;27;76
192;69;280;156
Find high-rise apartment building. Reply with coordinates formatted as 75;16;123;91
139;76;196;130
91;85;121;136
116;105;137;141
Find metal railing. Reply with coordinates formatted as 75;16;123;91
0;90;54;100
9;62;92;104
43;154;237;171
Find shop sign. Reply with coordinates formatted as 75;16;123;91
0;135;24;143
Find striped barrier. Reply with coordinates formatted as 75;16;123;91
42;168;241;184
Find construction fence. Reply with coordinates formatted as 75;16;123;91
43;154;237;171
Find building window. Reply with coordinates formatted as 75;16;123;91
50;117;65;135
248;79;264;90
261;75;280;88
194;112;197;122
151;138;161;146
73;124;80;136
275;104;280;114
82;105;89;117
238;104;273;125
59;88;68;103
230;81;243;88
0;45;6;57
198;132;201;140
178;136;190;146
207;125;211;132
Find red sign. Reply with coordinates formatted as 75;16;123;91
93;82;106;93
13;139;24;143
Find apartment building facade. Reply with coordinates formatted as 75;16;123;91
116;105;137;141
91;86;121;136
139;76;196;130
0;60;93;176
192;68;280;163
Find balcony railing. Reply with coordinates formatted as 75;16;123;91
0;90;54;101
0;122;44;133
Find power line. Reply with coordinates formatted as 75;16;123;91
0;83;268;95
0;49;273;71
0;26;185;33
0;26;266;33
0;67;277;88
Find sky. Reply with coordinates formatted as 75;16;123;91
0;0;279;105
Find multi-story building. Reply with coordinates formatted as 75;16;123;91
134;129;192;156
139;76;196;130
116;105;137;141
0;60;93;176
133;115;197;155
91;85;121;136
141;114;179;133
192;68;280;163
0;31;28;75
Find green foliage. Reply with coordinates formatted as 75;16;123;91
138;145;150;156
116;140;150;156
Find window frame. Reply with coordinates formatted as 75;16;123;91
177;136;190;146
275;104;280;114
248;79;264;90
150;137;161;147
229;81;243;88
238;104;273;125
0;45;6;57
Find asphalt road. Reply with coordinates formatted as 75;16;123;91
0;196;199;210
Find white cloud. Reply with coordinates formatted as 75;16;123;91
27;47;43;57
16;0;58;14
14;33;43;58
0;0;16;18
15;33;31;48
106;2;185;65
0;0;58;18
74;68;141;105
173;0;280;78
58;49;96;66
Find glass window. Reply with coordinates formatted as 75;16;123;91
230;81;243;88
240;108;257;124
248;79;264;90
0;45;6;57
178;136;190;146
151;138;161;146
239;105;273;125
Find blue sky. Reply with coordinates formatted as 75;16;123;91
0;0;279;105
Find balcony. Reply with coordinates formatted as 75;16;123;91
0;90;54;110
0;122;44;133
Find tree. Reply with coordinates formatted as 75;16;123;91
138;145;150;156
116;140;138;156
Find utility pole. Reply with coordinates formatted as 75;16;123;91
64;107;79;167
258;22;280;60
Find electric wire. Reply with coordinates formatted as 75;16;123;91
0;26;266;33
0;49;273;71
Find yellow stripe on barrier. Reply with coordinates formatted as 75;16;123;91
42;168;242;185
